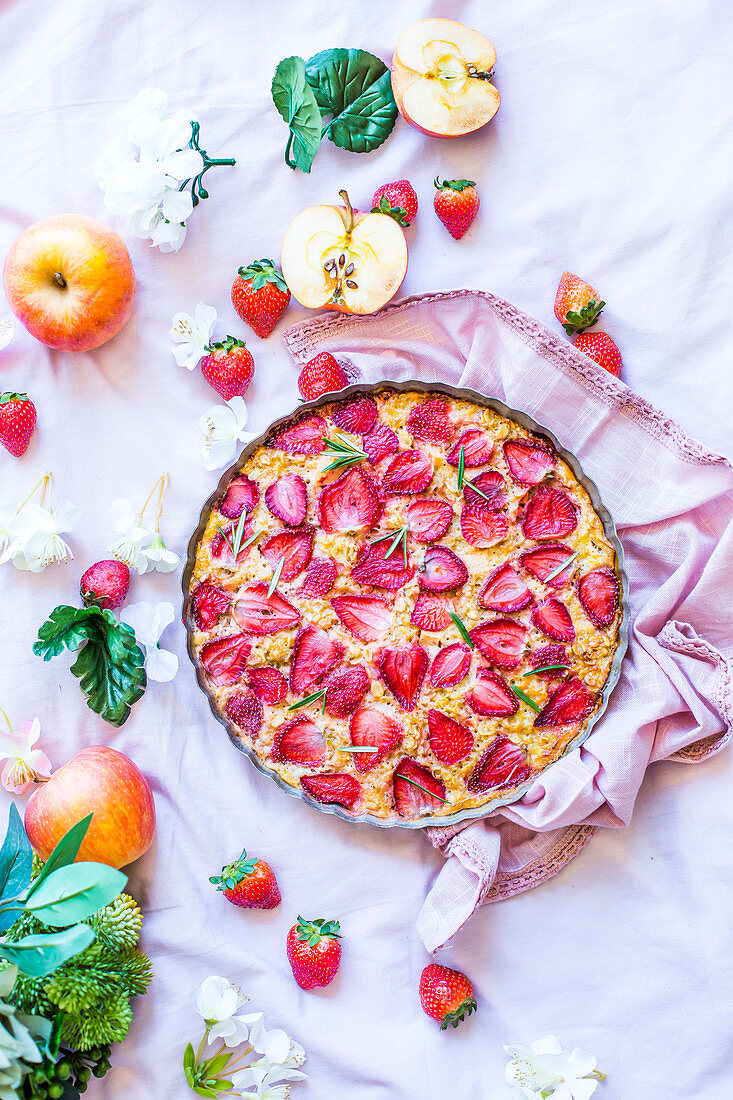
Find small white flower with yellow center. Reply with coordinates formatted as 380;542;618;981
504;1036;605;1100
171;303;218;370
199;396;256;471
0;716;52;794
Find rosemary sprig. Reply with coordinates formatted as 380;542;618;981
288;688;327;714
464;479;493;503
231;509;255;562
372;525;409;567
322;435;368;472
456;444;466;490
268;557;285;598
215;523;235;559
510;684;541;712
522;664;569;676
544;549;580;583
398;774;450;804
449;612;475;649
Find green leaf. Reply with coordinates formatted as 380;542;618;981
34;605;147;726
0;805;32;928
26;814;93;897
0;924;95;977
24;861;126;927
305;48;398;153
183;1042;196;1080
449;612;475;649
510;684;541;712
271;55;322;173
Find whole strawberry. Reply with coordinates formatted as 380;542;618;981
209;848;281;910
286;916;341;989
0;392;36;457
433;178;479;240
372;179;418;227
419;963;477;1030
80;560;130;610
200;336;254;400
573;331;623;376
298;353;348;401
232;259;290;339
554;272;605;335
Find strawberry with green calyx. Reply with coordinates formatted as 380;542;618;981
232;259;291;339
0;392;36;457
554;272;605;335
80;560;130;610
200;335;254;401
209;848;281;910
371;179;418;227
286;916;342;989
433;178;479;240
419;963;477;1030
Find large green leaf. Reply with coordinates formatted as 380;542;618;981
24;862;126;927
271;55;322;173
34;605;147;727
305;48;397;153
0;925;95;977
0;805;32;929
26;815;93;898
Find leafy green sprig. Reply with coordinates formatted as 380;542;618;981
322;435;368;472
371;525;409;567
449;612;475;649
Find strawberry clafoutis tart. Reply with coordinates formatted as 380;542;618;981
187;388;623;825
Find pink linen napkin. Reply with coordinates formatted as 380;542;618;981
282;290;733;953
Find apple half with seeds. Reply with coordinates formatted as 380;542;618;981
281;190;408;315
391;18;500;138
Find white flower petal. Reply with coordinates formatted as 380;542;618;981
145;646;178;683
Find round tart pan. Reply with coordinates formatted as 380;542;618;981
182;380;630;830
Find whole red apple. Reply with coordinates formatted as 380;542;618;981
3;214;136;352
25;746;155;869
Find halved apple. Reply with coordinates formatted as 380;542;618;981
281;191;408;315
391;18;500;138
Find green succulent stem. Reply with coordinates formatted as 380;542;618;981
180;121;236;209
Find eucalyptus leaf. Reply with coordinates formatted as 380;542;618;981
0;805;32;929
305;48;397;153
24;862;126;927
0;924;95;977
271;55;322;173
26;814;93;897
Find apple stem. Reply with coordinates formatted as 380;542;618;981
338;189;355;235
53;272;67;289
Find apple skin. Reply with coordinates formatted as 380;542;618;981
3;214;136;352
25;746;155;869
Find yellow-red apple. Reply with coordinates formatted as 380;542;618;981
25;745;155;869
391;19;500;138
281;190;408;315
3;214;136;352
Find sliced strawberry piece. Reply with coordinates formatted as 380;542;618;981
447;427;493;467
289;623;343;695
529;644;569;681
430;643;472;687
246;665;288;703
219;475;260;519
427;710;474;764
271;414;327;455
464;470;506;510
411;594;452;632
349;707;402;772
478;563;533;613
577;566;620;628
382;449;434;495
300;772;361;809
467;736;530;791
351;539;415;590
470;618;528;669
393;757;446;818
332;397;378;435
420;546;468;592
211;517;254;563
460;505;509;548
406;498;453;543
297;556;338;597
233;584;301;635
225;688;263;736
406;399;453;443
272;717;327;765
191;582;230;630
535;676;597;727
318;466;379;533
323;664;370;718
362;421;399;463
522;486;577;540
520;543;575;587
503;439;555;486
331;594;393;642
532;598;576;642
465;668;518;717
200;633;251;685
378;644;428;711
264;474;307;526
260;526;314;581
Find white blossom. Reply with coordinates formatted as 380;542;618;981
141;532;180;574
504;1036;604;1100
106;498;153;574
1;499;80;572
193;976;260;1047
231;1017;306;1091
171;303;218;370
120;601;178;683
199;397;255;471
0;719;52;794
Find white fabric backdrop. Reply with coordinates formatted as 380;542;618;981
1;1;732;1097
